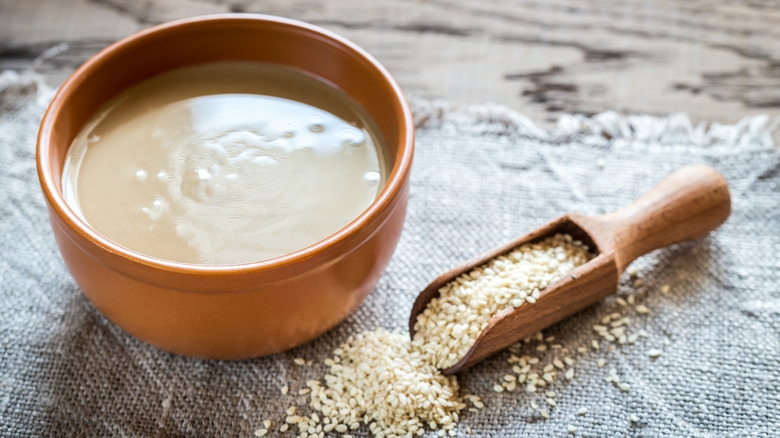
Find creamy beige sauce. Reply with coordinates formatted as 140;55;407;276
62;62;387;265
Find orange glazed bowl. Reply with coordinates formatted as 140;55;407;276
36;14;413;359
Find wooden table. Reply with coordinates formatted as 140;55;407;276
2;0;779;131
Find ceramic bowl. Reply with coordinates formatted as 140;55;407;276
37;14;413;359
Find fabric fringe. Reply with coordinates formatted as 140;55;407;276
409;96;779;151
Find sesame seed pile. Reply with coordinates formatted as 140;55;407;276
302;329;465;437
411;234;593;369
256;236;671;437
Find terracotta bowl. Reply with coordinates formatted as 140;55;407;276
37;14;413;359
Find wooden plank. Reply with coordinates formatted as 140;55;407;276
1;0;778;130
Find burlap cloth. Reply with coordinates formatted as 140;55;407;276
1;69;778;437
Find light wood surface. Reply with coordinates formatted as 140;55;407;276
410;166;731;374
2;0;779;132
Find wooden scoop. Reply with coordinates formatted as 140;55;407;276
409;165;731;375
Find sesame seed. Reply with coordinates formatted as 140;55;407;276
627;267;638;277
281;385;289;395
565;369;575;380
546;398;557;407
493;384;505;393
567;425;578;434
648;349;663;358
618;382;631;392
293;357;306;366
254;429;267;437
263;420;271;428
661;284;670;295
280;424;289;432
630;414;640;423
597;358;606;368
540;408;550;419
577;407;588;416
635;305;650;314
633;279;644;288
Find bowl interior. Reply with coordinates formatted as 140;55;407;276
41;14;412;270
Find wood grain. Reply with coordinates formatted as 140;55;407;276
1;0;779;133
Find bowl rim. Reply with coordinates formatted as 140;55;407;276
37;13;414;275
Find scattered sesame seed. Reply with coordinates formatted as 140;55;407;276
633;279;644;288
618;383;631;392
591;340;600;350
263;420;271;428
293;357;306;366
627;267;638;277
635;305;650;314
280;385;289;395
493;384;505;393
568;425;578;434
540;408;550;419
565;369;575;380
661;284;670;295
597;358;606;368
280;424;289;432
546;398;557;407
254;429;267;437
577;407;588;416
630;414;640;423
648;349;663;358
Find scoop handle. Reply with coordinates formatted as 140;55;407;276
598;165;731;273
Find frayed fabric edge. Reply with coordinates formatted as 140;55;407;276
409;96;779;152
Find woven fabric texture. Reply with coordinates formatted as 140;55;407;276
1;70;778;437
